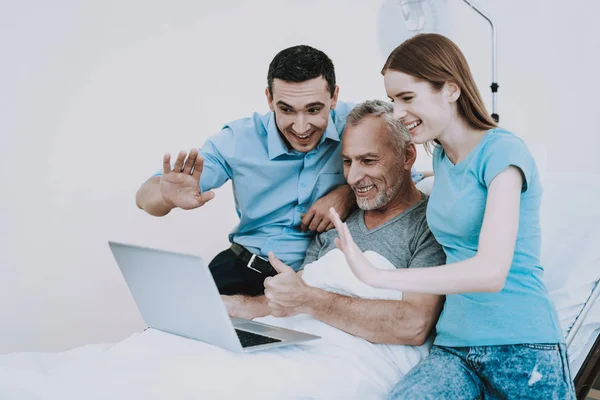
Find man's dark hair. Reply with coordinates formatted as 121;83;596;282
267;45;336;98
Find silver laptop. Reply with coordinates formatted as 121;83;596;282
108;241;320;352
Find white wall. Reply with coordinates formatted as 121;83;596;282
444;0;600;175
1;0;598;354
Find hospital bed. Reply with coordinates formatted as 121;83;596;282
540;172;600;399
0;171;598;399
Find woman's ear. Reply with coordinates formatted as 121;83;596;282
443;81;461;103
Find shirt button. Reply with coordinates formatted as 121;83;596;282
297;206;304;212
300;183;307;188
283;227;291;233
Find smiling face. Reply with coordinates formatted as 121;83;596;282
342;116;412;211
266;77;338;153
384;70;459;144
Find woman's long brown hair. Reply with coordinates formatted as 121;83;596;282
382;33;496;144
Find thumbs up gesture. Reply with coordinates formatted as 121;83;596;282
263;252;312;318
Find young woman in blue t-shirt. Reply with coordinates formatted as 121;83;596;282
329;33;575;399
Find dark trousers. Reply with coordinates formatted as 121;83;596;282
208;248;277;296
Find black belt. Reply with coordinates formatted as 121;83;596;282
230;243;275;275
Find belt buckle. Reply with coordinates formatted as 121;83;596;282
246;253;265;274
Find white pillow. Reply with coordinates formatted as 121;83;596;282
415;176;434;195
302;249;403;301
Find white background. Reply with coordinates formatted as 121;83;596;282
1;0;599;353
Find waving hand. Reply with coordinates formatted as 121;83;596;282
160;149;215;210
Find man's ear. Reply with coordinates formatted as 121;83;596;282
266;87;275;112
404;142;417;170
329;85;340;110
443;81;461;103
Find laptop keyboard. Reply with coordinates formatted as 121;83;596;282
235;329;282;348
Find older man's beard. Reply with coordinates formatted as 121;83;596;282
356;184;398;211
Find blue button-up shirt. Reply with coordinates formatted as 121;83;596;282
191;102;354;270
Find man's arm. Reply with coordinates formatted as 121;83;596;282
136;176;174;216
305;218;447;344
302;289;442;345
264;253;444;345
221;295;270;320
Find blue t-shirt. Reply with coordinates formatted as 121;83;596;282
427;128;564;346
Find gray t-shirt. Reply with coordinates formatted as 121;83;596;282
302;193;446;269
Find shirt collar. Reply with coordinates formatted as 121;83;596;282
267;111;340;160
267;114;288;160
320;111;341;144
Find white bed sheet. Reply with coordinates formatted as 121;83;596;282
0;250;429;400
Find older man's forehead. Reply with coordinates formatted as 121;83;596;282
343;118;389;152
342;136;385;159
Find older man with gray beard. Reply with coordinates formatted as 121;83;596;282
262;100;446;346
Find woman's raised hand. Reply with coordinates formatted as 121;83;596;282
328;207;381;286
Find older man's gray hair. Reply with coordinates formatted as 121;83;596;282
346;100;411;154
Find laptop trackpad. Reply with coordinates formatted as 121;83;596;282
236;323;282;337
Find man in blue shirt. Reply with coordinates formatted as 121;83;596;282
136;45;357;297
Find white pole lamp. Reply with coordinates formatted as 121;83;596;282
398;0;499;122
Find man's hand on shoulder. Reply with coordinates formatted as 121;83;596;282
301;184;356;232
160;149;215;210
